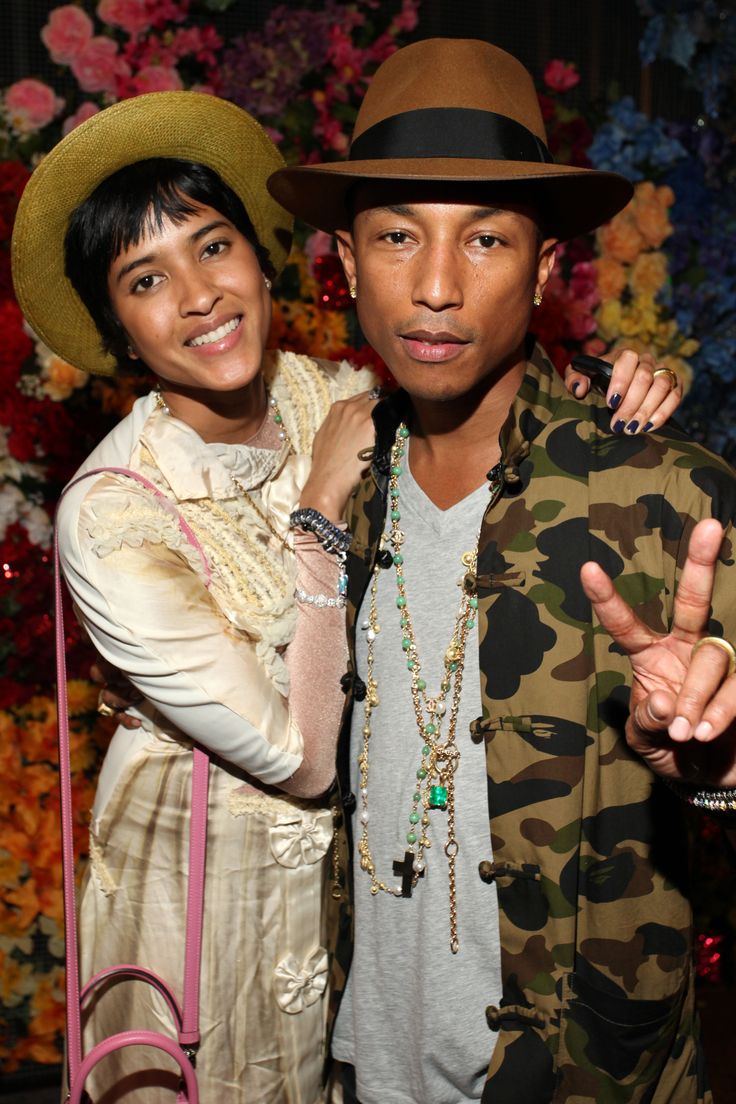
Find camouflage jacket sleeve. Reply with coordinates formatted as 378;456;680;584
472;344;734;1103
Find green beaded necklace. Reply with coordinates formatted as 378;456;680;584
357;423;498;954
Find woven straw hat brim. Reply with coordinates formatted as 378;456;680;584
268;157;633;240
11;91;293;376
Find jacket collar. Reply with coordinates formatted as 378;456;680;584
370;338;566;490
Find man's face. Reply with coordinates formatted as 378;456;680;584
337;183;556;404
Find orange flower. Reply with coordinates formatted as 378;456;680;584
1;879;41;935
29;969;66;1039
633;184;674;248
40;353;88;402
597;212;645;263
593;256;628;300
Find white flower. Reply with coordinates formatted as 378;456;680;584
0;483;24;540
21;503;53;548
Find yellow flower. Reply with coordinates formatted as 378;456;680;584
629;251;668;297
597;299;622;340
66;678;98;717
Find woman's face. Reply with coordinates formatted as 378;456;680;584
107;201;272;401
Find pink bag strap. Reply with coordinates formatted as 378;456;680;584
56;465;211;1095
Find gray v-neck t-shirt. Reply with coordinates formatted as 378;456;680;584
332;451;502;1103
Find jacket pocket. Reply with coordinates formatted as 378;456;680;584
553;971;685;1101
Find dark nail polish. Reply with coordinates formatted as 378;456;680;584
643;421;653;432
613;419;625;433
572;381;580;396
609;393;622;410
625;420;639;434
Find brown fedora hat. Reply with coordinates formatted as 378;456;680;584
268;38;633;239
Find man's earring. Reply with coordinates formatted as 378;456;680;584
533;291;543;307
349;285;357;300
264;277;272;291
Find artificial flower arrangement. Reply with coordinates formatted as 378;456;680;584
1;0;734;1080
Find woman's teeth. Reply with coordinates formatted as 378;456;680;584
188;316;240;347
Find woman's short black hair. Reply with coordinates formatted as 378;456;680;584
64;158;274;372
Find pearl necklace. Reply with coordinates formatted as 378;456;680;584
357;424;501;954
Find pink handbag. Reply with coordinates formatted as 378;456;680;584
55;467;213;1103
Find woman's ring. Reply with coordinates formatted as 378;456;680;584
97;690;116;717
652;367;679;392
368;386;383;400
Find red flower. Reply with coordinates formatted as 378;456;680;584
0;300;34;389
313;253;351;311
0;160;31;242
537;92;555;123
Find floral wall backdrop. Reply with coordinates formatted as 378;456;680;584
1;0;734;1081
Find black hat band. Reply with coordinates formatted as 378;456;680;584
349;107;554;164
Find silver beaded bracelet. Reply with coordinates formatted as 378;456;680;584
289;508;352;555
665;779;736;820
294;586;346;609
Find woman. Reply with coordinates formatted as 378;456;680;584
11;91;676;1103
13;91;377;1103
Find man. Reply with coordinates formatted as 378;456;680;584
268;39;736;1103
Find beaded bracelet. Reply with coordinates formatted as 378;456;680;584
294;586;346;609
665;779;736;823
289;508;352;556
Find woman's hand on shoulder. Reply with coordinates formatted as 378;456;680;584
298;390;378;523
564;348;682;434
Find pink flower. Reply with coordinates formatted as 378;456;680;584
3;79;64;134
544;59;580;93
41;5;94;64
97;0;151;38
62;101;100;136
131;65;183;93
71;37;128;94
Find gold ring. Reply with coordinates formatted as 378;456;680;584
652;367;679;391
97;691;116;718
691;636;736;678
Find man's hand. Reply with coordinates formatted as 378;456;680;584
91;659;143;730
580;518;736;786
564;348;682;434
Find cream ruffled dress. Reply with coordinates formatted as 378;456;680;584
57;352;373;1103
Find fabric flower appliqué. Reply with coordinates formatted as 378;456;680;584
273;946;328;1014
269;809;332;868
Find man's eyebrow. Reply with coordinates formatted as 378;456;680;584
368;205;505;219
113;220;231;284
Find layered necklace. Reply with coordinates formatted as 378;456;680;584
357;424;501;954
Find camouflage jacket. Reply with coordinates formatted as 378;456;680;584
327;342;736;1103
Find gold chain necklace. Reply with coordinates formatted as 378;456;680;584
357;423;498;954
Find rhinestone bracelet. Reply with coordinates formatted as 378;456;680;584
294;586;346;609
665;779;736;822
289;508;352;556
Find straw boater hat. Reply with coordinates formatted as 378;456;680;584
11;91;294;376
268;38;633;239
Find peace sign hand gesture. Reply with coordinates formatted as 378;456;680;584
580;518;736;787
